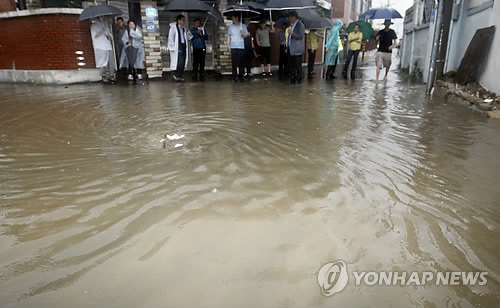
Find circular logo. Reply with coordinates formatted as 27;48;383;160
318;261;349;296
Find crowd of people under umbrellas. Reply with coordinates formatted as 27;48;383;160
89;7;398;84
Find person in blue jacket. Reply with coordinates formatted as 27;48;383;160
190;18;209;80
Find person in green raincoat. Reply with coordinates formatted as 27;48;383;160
324;19;344;80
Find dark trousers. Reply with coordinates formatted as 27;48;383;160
279;45;288;74
288;54;303;82
175;43;187;78
192;48;206;75
307;49;316;74
231;49;245;79
343;49;360;74
244;48;253;74
326;65;336;78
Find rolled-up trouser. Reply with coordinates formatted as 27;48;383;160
376;51;392;69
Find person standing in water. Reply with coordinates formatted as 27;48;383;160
227;15;249;82
190;18;208;80
256;20;274;76
90;16;115;82
119;19;145;80
342;23;363;79
324;19;344;80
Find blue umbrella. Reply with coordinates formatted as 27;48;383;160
359;7;403;20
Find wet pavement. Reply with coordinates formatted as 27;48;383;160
0;60;499;308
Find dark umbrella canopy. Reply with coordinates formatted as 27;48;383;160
297;8;333;29
165;0;213;12
242;1;265;10
274;8;332;29
222;4;261;19
165;0;224;24
264;0;315;10
207;6;224;24
359;7;403;20
78;5;122;22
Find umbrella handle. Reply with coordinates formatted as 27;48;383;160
203;16;209;27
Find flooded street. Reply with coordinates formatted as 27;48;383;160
0;65;499;308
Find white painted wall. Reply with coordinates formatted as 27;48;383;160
444;0;498;94
477;0;499;94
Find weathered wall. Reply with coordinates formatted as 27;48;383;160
0;9;96;70
401;24;431;81
444;0;497;93
476;0;499;94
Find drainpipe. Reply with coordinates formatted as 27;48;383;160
426;0;444;94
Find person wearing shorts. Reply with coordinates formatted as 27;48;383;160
376;19;397;80
256;21;274;76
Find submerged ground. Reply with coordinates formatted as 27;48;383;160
0;61;499;307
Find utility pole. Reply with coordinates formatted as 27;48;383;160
436;0;453;79
426;0;444;94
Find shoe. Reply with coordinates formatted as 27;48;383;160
262;72;267;77
233;78;239;82
127;74;134;81
179;77;185;82
350;70;356;79
173;75;179;81
268;72;273;76
137;74;143;80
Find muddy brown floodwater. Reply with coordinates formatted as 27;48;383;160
0;66;499;308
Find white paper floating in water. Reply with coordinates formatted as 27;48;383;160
212;188;218;193
174;143;183;148
160;138;166;143
167;134;185;140
484;98;494;103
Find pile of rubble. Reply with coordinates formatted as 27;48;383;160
436;79;499;118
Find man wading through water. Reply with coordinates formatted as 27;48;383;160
376;19;397;81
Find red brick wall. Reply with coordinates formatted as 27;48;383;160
0;0;16;13
0;14;96;70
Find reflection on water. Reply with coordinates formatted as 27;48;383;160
0;71;499;307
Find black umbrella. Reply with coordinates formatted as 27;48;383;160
242;1;265;10
264;0;315;10
78;4;122;22
263;0;315;22
165;0;212;12
165;0;224;24
222;4;261;20
298;8;333;29
125;45;138;70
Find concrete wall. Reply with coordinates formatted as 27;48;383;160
401;23;432;81
444;0;498;93
476;0;499;94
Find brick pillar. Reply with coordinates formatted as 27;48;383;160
214;0;232;74
140;0;163;78
0;0;16;12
